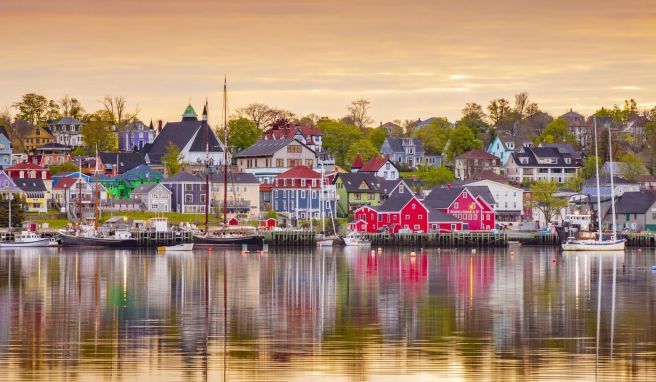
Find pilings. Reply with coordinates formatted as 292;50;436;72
626;232;656;247
261;231;316;247
363;232;508;248
134;230;193;247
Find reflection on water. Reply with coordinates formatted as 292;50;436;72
0;246;655;381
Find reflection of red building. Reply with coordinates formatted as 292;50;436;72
439;254;495;299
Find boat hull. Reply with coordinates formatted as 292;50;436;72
561;239;626;251
60;233;139;248
317;239;334;247
343;238;371;247
161;243;194;252
0;238;56;248
193;234;263;248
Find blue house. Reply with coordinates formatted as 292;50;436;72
272;166;336;221
487;135;533;166
118;121;156;152
161;172;206;214
0;126;13;168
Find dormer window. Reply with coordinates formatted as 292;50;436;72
520;157;529;164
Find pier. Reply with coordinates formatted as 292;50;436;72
134;230;193;247
261;231;316;246
363;232;508;247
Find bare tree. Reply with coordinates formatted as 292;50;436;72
347;99;374;130
487;98;511;125
60;95;86;119
461;102;486;120
234;103;276;130
514;92;540;118
101;95;140;129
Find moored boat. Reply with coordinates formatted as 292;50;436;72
60;229;138;248
561;238;625;251
343;232;371;247
0;231;58;248
158;243;194;252
193;233;263;247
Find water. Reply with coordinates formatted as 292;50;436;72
0;246;656;381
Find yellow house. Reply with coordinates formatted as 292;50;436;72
24;126;55;152
209;172;261;220
14;178;49;213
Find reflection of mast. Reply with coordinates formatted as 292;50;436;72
610;255;617;358
223;254;228;381
595;257;602;371
222;78;228;227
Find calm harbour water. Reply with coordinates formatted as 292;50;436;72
0;246;656;381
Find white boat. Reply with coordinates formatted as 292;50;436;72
159;243;194;252
0;231;58;247
562;118;625;252
508;240;521;247
343;232;371;247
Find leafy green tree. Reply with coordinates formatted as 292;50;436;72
345;139;378;167
409;165;455;187
617;152;646;182
415;118;451;155
162;141;183;176
444;125;482;161
0;193;24;229
487;98;511;125
60;95;85;119
366;127;388;149
13;93;60;125
318;119;363;167
580;155;601;180
228;117;261;153
534;118;576;146
81;121;117;153
530;180;568;226
50;162;78;175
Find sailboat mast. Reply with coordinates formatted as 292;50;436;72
320;161;325;234
608;126;618;241
204;100;210;234
78;157;82;226
593;117;603;241
94;147;99;229
222;77;228;226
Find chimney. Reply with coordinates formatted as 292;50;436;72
157;120;163;133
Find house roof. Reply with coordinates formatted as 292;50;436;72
35;142;71;151
6;162;47;171
54;117;84;126
497;135;532;150
583;175;639;186
265;125;322;140
14;178;46;192
351;154;363;169
376;193;414;212
615;191;656;214
380;122;402;130
423;185;495;209
99;152;146;173
208;172;260;184
335;172;378;193
162;171;204;183
182;104;198;119
236;138;310;158
511;146;578;168
467;170;509;183
131;183;169;194
275;165;321;179
383;137;425;154
428;209;461;222
540;143;579;158
373;178;406;195
360;156;392;172
456;149;499;161
121;164;162;181
0;126;9;139
53;176;83;190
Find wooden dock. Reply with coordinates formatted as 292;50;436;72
134;230;193;247
363;232;508;248
261;231;316;246
626;232;656;247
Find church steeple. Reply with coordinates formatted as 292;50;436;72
148;119;154;130
182;104;198;121
202;101;208;122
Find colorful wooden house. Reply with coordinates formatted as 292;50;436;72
272;165;335;220
424;186;496;231
161;171;206;214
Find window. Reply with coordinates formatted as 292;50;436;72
378;214;382;222
451;224;456;230
276;159;284;167
418;214;423;220
287;145;302;153
368;193;374;200
355;193;361;200
199;194;206;203
386;163;390;170
454;202;458;209
305;159;313;167
399;185;405;193
185;184;192;191
405;215;410;220
301;179;306;187
412;203;416;210
414;224;420;230
301;190;306;198
185;194;193;203
463;193;467;199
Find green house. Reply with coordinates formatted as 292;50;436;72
100;165;163;200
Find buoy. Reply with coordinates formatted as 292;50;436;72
471;249;477;254
410;251;416;257
510;251;515;256
377;247;383;253
552;258;557;263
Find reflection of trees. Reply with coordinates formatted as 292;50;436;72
0;248;655;379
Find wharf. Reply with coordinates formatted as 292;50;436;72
134;230;193;247
364;232;508;247
261;231;316;246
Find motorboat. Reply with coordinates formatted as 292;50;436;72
343;232;371;247
0;231;58;248
60;228;138;248
158;243;194;252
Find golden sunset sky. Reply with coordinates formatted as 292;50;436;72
1;0;654;125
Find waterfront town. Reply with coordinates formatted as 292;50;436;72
1;93;655;240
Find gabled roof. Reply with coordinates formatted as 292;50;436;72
14;178;46;192
380;122;402;130
540;143;579;158
467;170;509;183
121;164;162;181
335;172;378;193
35;142;71;151
428;209;461;222
6;162;47;171
583;175;639;187
360;156;394;172
511;146;578;168
373;178;406;195
236;138;311;158
615;191;656;214
383;137;425;154
53;176;84;190
162;171;204;183
209;172;260;184
54;117;84;126
275;165;321;179
376;192;414;212
131;183;170;194
424;185;495;209
351;154;363;169
99;152;146;173
456;149;499;161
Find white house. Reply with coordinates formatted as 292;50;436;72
130;183;172;212
505;147;579;184
462;179;524;226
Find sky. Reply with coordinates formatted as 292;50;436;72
1;0;655;126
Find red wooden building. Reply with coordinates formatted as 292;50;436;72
5;162;51;180
444;188;495;231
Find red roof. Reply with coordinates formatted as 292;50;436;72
351;154;363;169
456;150;499;160
470;170;508;183
276;165;321;179
53;176;82;190
360;156;389;172
6;162;47;171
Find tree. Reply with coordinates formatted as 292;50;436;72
513;92;540;118
81;121;117;153
580;155;601;180
13;93;60;125
0;193;24;229
444;125;482;161
296;113;321;127
410;165;455;187
617;152;645;182
235;103;274;130
101;95;140;129
227;117;261;153
345;139;378;167
487;98;511;125
50;162;78;175
461;102;486;121
162;141;183;176
530;180;568;226
644;120;656;172
534;118;576;146
60;95;85;119
318;119;363;168
365;127;388;150
347;99;374;130
415;117;451;154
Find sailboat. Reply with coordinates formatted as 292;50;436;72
192;79;264;248
562;118;626;251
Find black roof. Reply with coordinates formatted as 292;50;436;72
615;191;656;214
511;146;578;168
583;175;639;186
36;142;71;151
428;209;461;222
146;116;223;164
99;152;146;173
383;136;425;154
209;172;259;184
14;178;46;192
424;185;495;209
162;171;204;183
335;173;378;193
236;138;311;158
376;192;414;212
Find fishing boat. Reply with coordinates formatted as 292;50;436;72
0;231;58;248
561;118;625;251
343;232;371;247
60;228;138;248
192;79;264;248
158;243;194;252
